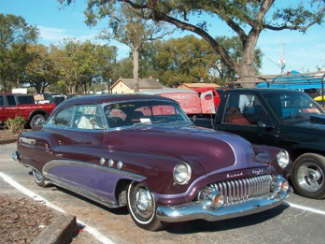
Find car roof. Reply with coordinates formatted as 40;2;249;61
60;94;175;107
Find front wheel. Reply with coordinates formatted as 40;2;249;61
292;153;325;199
32;168;47;187
29;114;46;130
127;182;163;231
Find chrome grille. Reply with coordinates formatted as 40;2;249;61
210;175;272;206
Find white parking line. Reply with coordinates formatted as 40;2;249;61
0;172;115;244
286;201;325;216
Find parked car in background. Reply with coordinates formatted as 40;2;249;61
141;88;216;127
13;94;289;230
0;94;56;129
196;88;325;199
191;87;222;108
34;93;68;105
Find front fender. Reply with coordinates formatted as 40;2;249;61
253;144;292;178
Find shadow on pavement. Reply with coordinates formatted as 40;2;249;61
164;204;289;234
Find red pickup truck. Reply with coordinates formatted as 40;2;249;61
0;94;56;129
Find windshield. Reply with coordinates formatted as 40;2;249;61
103;100;191;129
264;92;323;122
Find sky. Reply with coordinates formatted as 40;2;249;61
1;0;325;75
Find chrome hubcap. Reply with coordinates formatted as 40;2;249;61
132;187;154;220
297;162;324;192
34;117;45;126
33;169;44;183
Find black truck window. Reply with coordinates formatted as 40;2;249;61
6;95;16;106
16;95;35;105
223;93;272;126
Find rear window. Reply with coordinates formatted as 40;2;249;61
0;96;3;106
16;96;35;105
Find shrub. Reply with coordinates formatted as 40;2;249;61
5;116;26;134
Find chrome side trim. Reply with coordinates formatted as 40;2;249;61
42;159;145;182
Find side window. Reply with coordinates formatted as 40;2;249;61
223;94;271;126
50;106;74;128
72;105;104;130
136;105;176;116
0;96;3;106
6;96;16;106
16;96;34;105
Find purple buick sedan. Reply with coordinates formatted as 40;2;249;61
13;94;290;230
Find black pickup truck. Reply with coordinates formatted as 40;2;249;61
194;88;325;199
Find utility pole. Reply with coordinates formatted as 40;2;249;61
279;43;286;75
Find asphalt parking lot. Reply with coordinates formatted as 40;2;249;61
1;143;325;244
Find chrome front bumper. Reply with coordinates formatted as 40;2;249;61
156;194;287;223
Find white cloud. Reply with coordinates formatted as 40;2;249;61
37;25;130;59
38;25;103;44
38;26;70;42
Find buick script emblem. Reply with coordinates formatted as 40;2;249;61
252;168;264;175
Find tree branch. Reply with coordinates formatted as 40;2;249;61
118;0;237;70
263;24;306;31
155;11;236;70
264;5;325;31
256;0;275;25
123;0;148;9
215;12;248;42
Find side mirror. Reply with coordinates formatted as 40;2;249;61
257;121;274;130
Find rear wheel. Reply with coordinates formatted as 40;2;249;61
292;153;325;199
127;182;163;231
32;168;47;187
29;114;46;130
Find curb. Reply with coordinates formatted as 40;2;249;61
32;214;77;244
0;138;17;145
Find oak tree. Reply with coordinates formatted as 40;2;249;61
0;14;38;91
61;0;325;87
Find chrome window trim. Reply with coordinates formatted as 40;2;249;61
44;98;192;132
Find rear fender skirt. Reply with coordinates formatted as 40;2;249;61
42;160;145;207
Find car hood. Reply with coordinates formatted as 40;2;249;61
290;114;325;134
103;125;266;173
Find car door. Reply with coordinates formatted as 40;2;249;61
44;104;114;202
216;92;276;145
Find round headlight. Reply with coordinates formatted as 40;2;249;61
276;150;290;169
173;163;192;185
